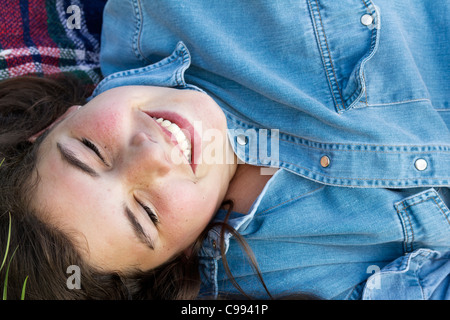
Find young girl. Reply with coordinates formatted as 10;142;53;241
1;0;449;300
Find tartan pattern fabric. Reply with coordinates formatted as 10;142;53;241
0;0;103;89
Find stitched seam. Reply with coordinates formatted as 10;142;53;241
398;195;440;212
256;185;325;216
345;0;380;110
278;137;450;153
416;269;426;299
362;71;368;106
132;0;152;64
307;0;339;109
361;0;371;11
226;114;450;150
345;12;373;108
365;98;432;107
404;207;414;252
395;194;449;253
132;0;141;61
431;196;450;226
174;45;190;86
395;206;408;253
93;43;188;94
314;0;346;111
94;58;178;93
396;205;414;253
307;0;344;112
276;159;450;181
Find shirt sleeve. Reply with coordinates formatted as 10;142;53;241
361;249;450;300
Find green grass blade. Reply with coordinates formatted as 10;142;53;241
0;162;29;300
20;276;29;300
0;213;12;272
2;245;19;300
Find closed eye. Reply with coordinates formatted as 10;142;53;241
138;201;159;226
81;138;108;166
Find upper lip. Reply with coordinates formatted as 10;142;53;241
143;111;198;174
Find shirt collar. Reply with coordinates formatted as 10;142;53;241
88;41;204;101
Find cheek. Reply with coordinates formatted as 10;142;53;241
94;107;122;133
95;112;122;142
162;186;218;237
75;107;124;145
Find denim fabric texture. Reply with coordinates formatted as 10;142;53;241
95;0;450;299
354;249;450;300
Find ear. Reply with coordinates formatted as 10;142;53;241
28;105;82;143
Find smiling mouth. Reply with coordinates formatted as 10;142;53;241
143;111;199;173
152;117;191;162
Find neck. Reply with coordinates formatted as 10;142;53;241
223;163;275;214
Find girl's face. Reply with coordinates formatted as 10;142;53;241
33;86;237;272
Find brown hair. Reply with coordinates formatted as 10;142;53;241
0;75;206;299
0;75;316;300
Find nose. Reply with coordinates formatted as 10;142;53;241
123;132;172;182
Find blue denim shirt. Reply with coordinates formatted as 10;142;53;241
94;0;450;299
356;249;450;300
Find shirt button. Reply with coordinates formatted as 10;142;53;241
237;134;248;146
360;14;374;26
414;158;428;171
320;155;330;168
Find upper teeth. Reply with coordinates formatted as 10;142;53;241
153;117;192;162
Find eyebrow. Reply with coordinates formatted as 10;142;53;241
124;204;155;250
57;143;99;178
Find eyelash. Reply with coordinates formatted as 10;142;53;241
139;202;159;225
81;137;159;227
81;138;107;165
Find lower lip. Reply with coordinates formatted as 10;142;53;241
145;111;200;173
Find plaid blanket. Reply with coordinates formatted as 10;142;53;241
0;0;106;91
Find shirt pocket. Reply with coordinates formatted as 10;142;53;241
356;1;438;110
308;0;380;113
308;0;435;113
394;188;450;254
